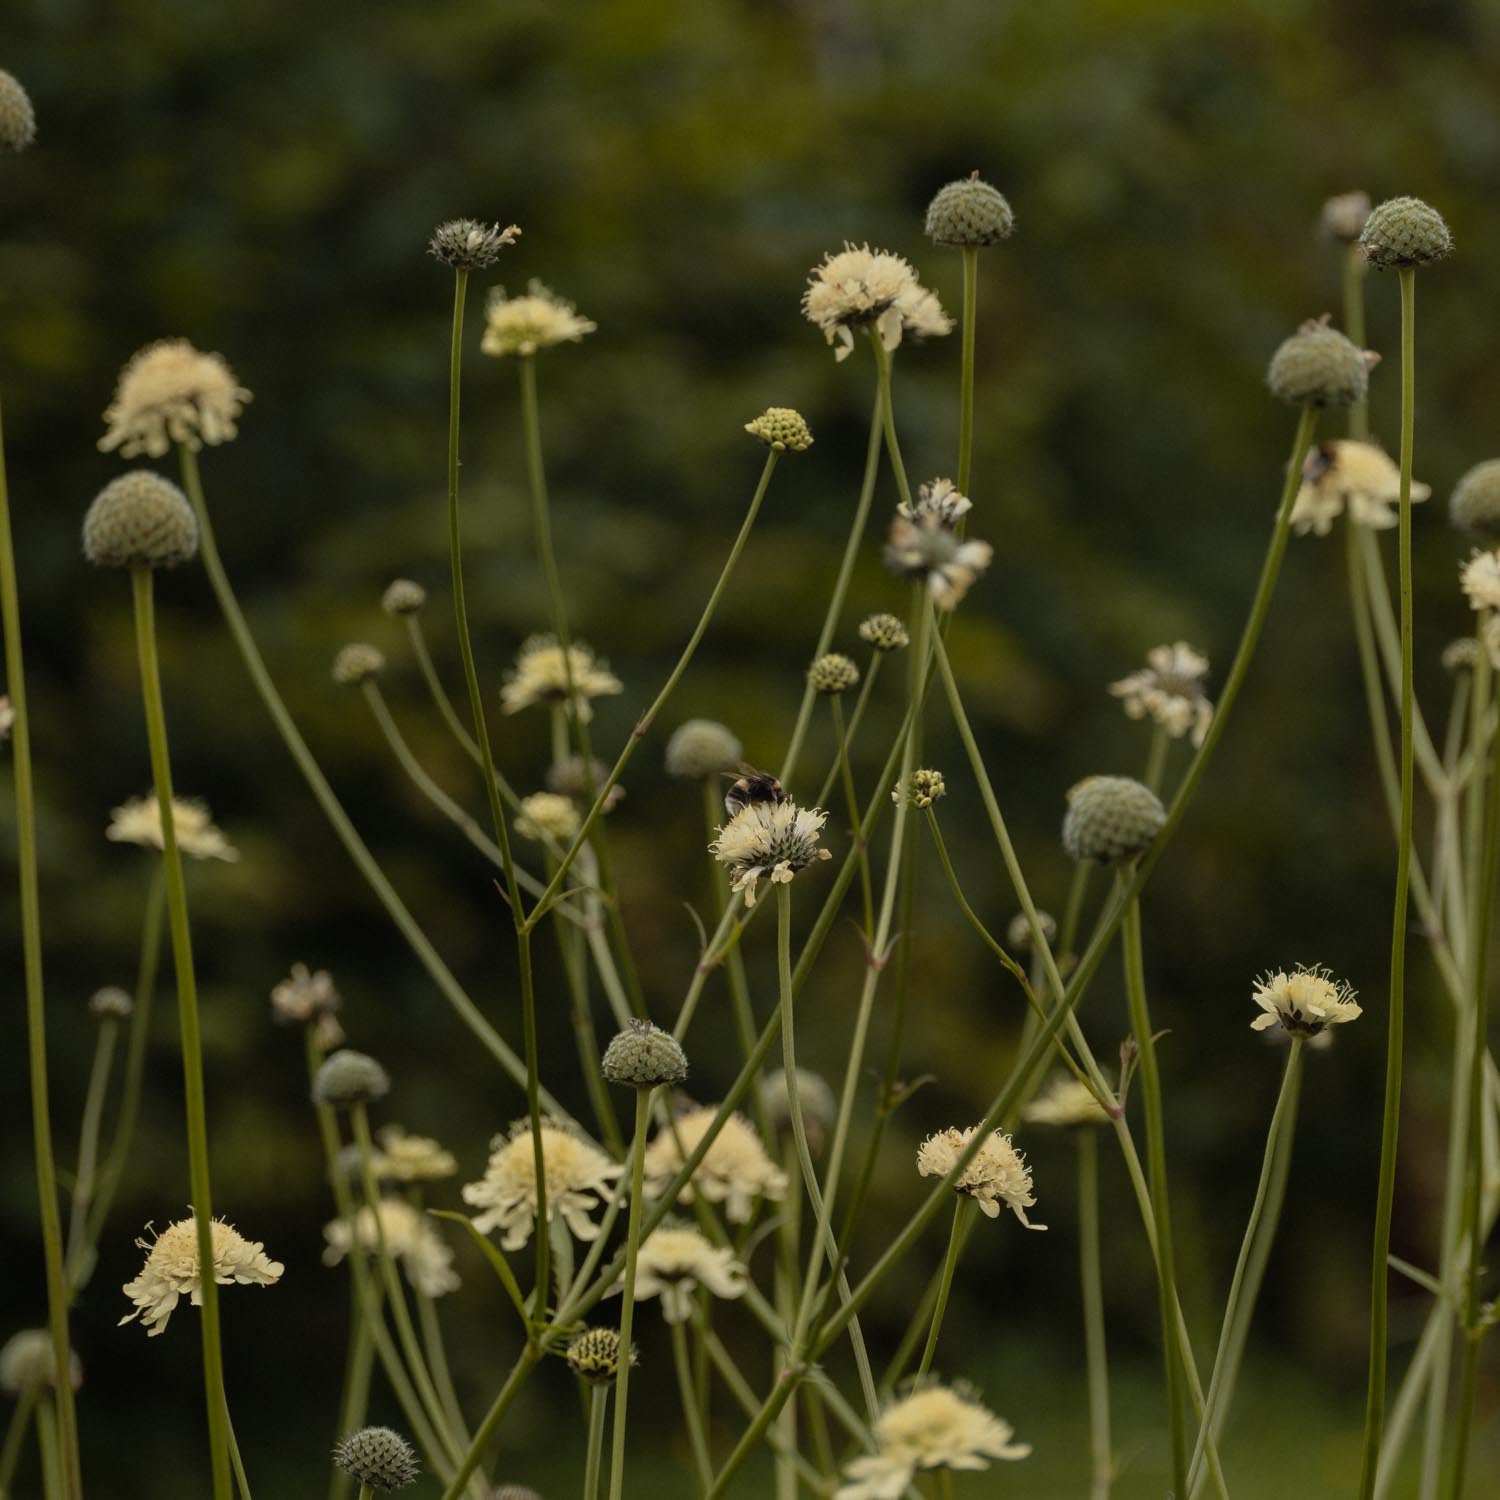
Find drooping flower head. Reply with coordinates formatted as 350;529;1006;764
461;1120;622;1251
120;1217;283;1336
322;1198;459;1297
835;1384;1030;1499
1108;642;1215;748
99;340;251;458
500;635;623;722
615;1225;747;1323
1291;440;1431;537
1250;965;1361;1038
106;794;239;862
481;281;595;357
916;1126;1044;1229
710;797;832;907
643;1104;788;1223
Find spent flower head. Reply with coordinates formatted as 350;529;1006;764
120;1216;283;1335
601;1019;689;1088
311;1049;390;1109
501;635;622;722
1108;642;1214;747
99;339;250;458
710;797;832;907
664;718;742;779
618;1225;747;1323
758;1068;838;1158
917;1126;1044;1228
1449;460;1500;541
482;281;595;357
427;218;520;270
926;174;1015;247
107;794;239;862
1250;965;1361;1038
1062;775;1165;864
1292;440;1430;537
322;1198;459;1297
644;1104;788;1223
902;478;971;527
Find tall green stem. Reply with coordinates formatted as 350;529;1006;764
607;1089;652;1500
64;1015;120;1284
915;1197;971;1383
130;566;231;1500
957;246;978;494
671;1318;713;1494
582;1384;608;1500
1078;1127;1113;1500
871;330;913;511
1359;266;1417;1500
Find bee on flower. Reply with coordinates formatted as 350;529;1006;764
709;796;832;907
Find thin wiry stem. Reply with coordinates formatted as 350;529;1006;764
915;1197;971;1383
606;1089;653;1500
957;246;978;494
1078;1128;1113;1500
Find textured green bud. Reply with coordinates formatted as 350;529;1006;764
808;653;859;695
925;174;1015;248
664;719;742;779
312;1049;391;1109
82;471;198;570
1449;460;1500;540
427;218;520;271
744;407;813;452
332;643;385;687
0;70;36;154
1266;319;1371;408
88;985;134;1021
858;613;909;652
1359;196;1452;270
381;578;427;615
565;1327;634;1385
332;1426;419;1492
1062;776;1165;863
1005;910;1057;953
601;1018;688;1088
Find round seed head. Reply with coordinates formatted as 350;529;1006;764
312;1049;391;1109
809;653;859;695
1320;191;1371;244
82;472;198;570
1266;319;1372;408
858;612;909;652
565;1327;634;1385
381;578;427;616
744;407;813;453
427;218;520;271
332;1426;419;1491
1450;460;1500;540
925;175;1015;247
1359;196;1453;270
601;1018;688;1089
1062;775;1166;864
1005;910;1057;953
332;643;385;687
0;70;36;154
665;719;742;779
88;985;134;1021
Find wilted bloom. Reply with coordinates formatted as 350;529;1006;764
481;281;595;357
1460;549;1500;613
500;635;623;722
884;510;992;610
322;1199;459;1297
1108;642;1215;748
270;963;340;1027
835;1385;1030;1499
461;1121;622;1251
373;1125;458;1182
802;244;923;362
916;1126;1044;1229
1023;1075;1110;1128
1250;965;1361;1038
1291;440;1430;537
616;1226;747;1323
515;792;581;844
120;1217;283;1335
710;797;832;907
106;794;239;862
643;1105;788;1223
99;340;251;459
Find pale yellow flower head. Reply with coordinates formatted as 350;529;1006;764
916;1126;1044;1229
1291;440;1431;537
709;798;832;907
106;794;239;862
461;1121;622;1251
500;635;623;722
1023;1075;1110;1129
99;340;251;459
374;1124;458;1182
481;281;595;357
120;1217;283;1336
1460;549;1500;613
802;244;924;362
894;283;954;344
836;1384;1030;1499
1109;642;1215;748
270;963;340;1027
515;791;582;844
614;1225;747;1323
1250;965;1361;1038
322;1198;459;1298
643;1105;788;1224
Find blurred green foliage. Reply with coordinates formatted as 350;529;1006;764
4;0;1500;1493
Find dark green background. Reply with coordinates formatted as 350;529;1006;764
3;0;1500;1493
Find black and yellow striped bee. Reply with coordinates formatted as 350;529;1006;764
723;764;785;819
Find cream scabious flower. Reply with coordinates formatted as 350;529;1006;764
1108;642;1215;748
835;1385;1030;1500
481;281;595;357
709;798;832;907
894;284;954;344
515;791;582;844
803;244;937;362
461;1121;622;1251
916;1126;1044;1228
99;339;251;459
374;1125;458;1182
500;635;623;722
884;510;993;610
1460;549;1500;613
321;1199;460;1297
642;1105;789;1223
1250;965;1361;1037
120;1217;283;1336
1291;440;1431;537
615;1226;747;1323
106;794;239;862
270;963;340;1027
1023;1075;1110;1128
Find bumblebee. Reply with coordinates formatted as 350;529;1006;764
723;764;786;819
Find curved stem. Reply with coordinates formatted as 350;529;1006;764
1078;1128;1113;1500
915;1197;971;1384
606;1088;652;1500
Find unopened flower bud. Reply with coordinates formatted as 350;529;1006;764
1359;196;1453;270
601;1018;688;1089
89;986;133;1021
925;175;1015;248
809;653;859;695
312;1050;390;1109
565;1327;634;1385
332;1426;419;1491
665;719;742;780
744;407;813;452
1266;318;1373;408
1062;776;1165;864
858;613;909;652
82;472;198;570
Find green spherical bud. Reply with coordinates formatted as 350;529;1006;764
311;1049;391;1109
808;653;859;695
0;71;36;154
925;175;1015;248
381;578;427;616
665;719;742;779
427;218;520;271
1359;196;1452;270
1062;775;1166;864
601;1018;688;1089
1005;910;1057;953
858;613;909;652
88;985;134;1021
1449;460;1500;540
758;1068;837;1158
565;1327;634;1385
82;471;198;570
332;1426;419;1492
894;768;945;809
1266;320;1371;408
744;407;813;453
332;643;385;687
